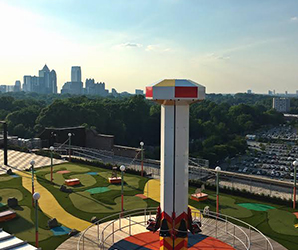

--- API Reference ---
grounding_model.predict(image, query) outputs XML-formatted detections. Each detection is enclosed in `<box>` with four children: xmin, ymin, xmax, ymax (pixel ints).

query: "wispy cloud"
<box><xmin>290</xmin><ymin>16</ymin><xmax>298</xmax><ymax>22</ymax></box>
<box><xmin>145</xmin><ymin>44</ymin><xmax>171</xmax><ymax>52</ymax></box>
<box><xmin>207</xmin><ymin>53</ymin><xmax>231</xmax><ymax>61</ymax></box>
<box><xmin>119</xmin><ymin>42</ymin><xmax>143</xmax><ymax>48</ymax></box>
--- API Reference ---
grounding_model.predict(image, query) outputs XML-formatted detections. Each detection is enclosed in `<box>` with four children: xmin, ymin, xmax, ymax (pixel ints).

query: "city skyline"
<box><xmin>0</xmin><ymin>0</ymin><xmax>298</xmax><ymax>93</ymax></box>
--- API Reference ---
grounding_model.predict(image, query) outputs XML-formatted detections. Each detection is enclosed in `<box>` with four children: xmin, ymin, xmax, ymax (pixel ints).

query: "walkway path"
<box><xmin>16</xmin><ymin>170</ymin><xmax>91</xmax><ymax>231</ymax></box>
<box><xmin>0</xmin><ymin>150</ymin><xmax>65</xmax><ymax>174</ymax></box>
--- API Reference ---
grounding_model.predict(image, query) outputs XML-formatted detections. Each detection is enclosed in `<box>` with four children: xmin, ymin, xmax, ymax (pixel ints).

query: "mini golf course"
<box><xmin>0</xmin><ymin>161</ymin><xmax>298</xmax><ymax>249</ymax></box>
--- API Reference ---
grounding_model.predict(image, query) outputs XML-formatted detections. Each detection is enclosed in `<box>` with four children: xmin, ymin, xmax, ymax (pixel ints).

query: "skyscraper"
<box><xmin>22</xmin><ymin>64</ymin><xmax>57</xmax><ymax>94</ymax></box>
<box><xmin>14</xmin><ymin>80</ymin><xmax>21</xmax><ymax>92</ymax></box>
<box><xmin>61</xmin><ymin>66</ymin><xmax>83</xmax><ymax>94</ymax></box>
<box><xmin>71</xmin><ymin>66</ymin><xmax>81</xmax><ymax>82</ymax></box>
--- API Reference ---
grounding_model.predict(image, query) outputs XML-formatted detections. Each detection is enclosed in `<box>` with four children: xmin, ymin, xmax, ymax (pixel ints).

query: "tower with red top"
<box><xmin>146</xmin><ymin>79</ymin><xmax>205</xmax><ymax>250</ymax></box>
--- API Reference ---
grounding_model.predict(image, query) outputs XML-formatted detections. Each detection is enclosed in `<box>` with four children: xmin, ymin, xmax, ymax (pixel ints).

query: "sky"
<box><xmin>0</xmin><ymin>0</ymin><xmax>298</xmax><ymax>94</ymax></box>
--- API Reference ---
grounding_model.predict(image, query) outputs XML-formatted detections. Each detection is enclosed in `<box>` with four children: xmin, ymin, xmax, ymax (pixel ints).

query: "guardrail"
<box><xmin>77</xmin><ymin>208</ymin><xmax>273</xmax><ymax>250</ymax></box>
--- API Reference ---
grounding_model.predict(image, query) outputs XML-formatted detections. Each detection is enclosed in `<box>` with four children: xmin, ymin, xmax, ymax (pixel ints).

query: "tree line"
<box><xmin>0</xmin><ymin>93</ymin><xmax>285</xmax><ymax>165</ymax></box>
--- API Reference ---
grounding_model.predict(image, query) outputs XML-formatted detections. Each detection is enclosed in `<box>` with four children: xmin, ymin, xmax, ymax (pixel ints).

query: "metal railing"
<box><xmin>77</xmin><ymin>208</ymin><xmax>273</xmax><ymax>250</ymax></box>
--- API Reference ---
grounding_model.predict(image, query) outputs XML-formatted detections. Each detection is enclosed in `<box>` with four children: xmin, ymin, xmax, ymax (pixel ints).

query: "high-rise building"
<box><xmin>14</xmin><ymin>80</ymin><xmax>21</xmax><ymax>92</ymax></box>
<box><xmin>61</xmin><ymin>66</ymin><xmax>83</xmax><ymax>94</ymax></box>
<box><xmin>71</xmin><ymin>66</ymin><xmax>81</xmax><ymax>82</ymax></box>
<box><xmin>273</xmin><ymin>98</ymin><xmax>290</xmax><ymax>113</ymax></box>
<box><xmin>247</xmin><ymin>90</ymin><xmax>252</xmax><ymax>94</ymax></box>
<box><xmin>22</xmin><ymin>64</ymin><xmax>57</xmax><ymax>94</ymax></box>
<box><xmin>135</xmin><ymin>89</ymin><xmax>144</xmax><ymax>95</ymax></box>
<box><xmin>268</xmin><ymin>90</ymin><xmax>273</xmax><ymax>95</ymax></box>
<box><xmin>85</xmin><ymin>78</ymin><xmax>108</xmax><ymax>96</ymax></box>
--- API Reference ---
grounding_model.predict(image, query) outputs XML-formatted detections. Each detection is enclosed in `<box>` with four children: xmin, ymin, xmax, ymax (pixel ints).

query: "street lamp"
<box><xmin>50</xmin><ymin>146</ymin><xmax>54</xmax><ymax>183</ymax></box>
<box><xmin>120</xmin><ymin>165</ymin><xmax>126</xmax><ymax>215</ymax></box>
<box><xmin>30</xmin><ymin>160</ymin><xmax>35</xmax><ymax>207</ymax></box>
<box><xmin>140</xmin><ymin>141</ymin><xmax>144</xmax><ymax>177</ymax></box>
<box><xmin>215</xmin><ymin>166</ymin><xmax>221</xmax><ymax>214</ymax></box>
<box><xmin>33</xmin><ymin>192</ymin><xmax>40</xmax><ymax>248</ymax></box>
<box><xmin>0</xmin><ymin>121</ymin><xmax>8</xmax><ymax>165</ymax></box>
<box><xmin>68</xmin><ymin>133</ymin><xmax>72</xmax><ymax>161</ymax></box>
<box><xmin>293</xmin><ymin>160</ymin><xmax>298</xmax><ymax>209</ymax></box>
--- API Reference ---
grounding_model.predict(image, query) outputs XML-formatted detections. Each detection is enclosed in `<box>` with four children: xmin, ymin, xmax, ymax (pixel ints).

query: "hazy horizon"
<box><xmin>0</xmin><ymin>0</ymin><xmax>298</xmax><ymax>94</ymax></box>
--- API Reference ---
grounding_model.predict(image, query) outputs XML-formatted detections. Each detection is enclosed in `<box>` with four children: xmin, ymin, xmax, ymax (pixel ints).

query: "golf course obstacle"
<box><xmin>0</xmin><ymin>209</ymin><xmax>16</xmax><ymax>222</ymax></box>
<box><xmin>191</xmin><ymin>187</ymin><xmax>208</xmax><ymax>202</ymax></box>
<box><xmin>108</xmin><ymin>167</ymin><xmax>121</xmax><ymax>184</ymax></box>
<box><xmin>65</xmin><ymin>178</ymin><xmax>80</xmax><ymax>186</ymax></box>
<box><xmin>191</xmin><ymin>192</ymin><xmax>208</xmax><ymax>202</ymax></box>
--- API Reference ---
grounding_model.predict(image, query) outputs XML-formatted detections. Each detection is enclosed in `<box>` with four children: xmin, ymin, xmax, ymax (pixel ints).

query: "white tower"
<box><xmin>146</xmin><ymin>79</ymin><xmax>205</xmax><ymax>250</ymax></box>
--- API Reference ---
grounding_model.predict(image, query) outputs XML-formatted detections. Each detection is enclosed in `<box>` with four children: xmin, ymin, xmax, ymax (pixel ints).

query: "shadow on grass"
<box><xmin>2</xmin><ymin>215</ymin><xmax>33</xmax><ymax>234</ymax></box>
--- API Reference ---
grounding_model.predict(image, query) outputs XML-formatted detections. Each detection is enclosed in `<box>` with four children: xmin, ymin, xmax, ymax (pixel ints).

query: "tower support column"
<box><xmin>160</xmin><ymin>102</ymin><xmax>189</xmax><ymax>250</ymax></box>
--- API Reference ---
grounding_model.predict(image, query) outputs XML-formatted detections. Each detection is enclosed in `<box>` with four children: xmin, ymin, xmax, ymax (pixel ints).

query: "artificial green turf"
<box><xmin>0</xmin><ymin>175</ymin><xmax>68</xmax><ymax>250</ymax></box>
<box><xmin>69</xmin><ymin>191</ymin><xmax>147</xmax><ymax>213</ymax></box>
<box><xmin>188</xmin><ymin>186</ymin><xmax>298</xmax><ymax>250</ymax></box>
<box><xmin>45</xmin><ymin>172</ymin><xmax>97</xmax><ymax>188</ymax></box>
<box><xmin>3</xmin><ymin>206</ymin><xmax>53</xmax><ymax>241</ymax></box>
<box><xmin>36</xmin><ymin>163</ymin><xmax>149</xmax><ymax>221</ymax></box>
<box><xmin>87</xmin><ymin>187</ymin><xmax>110</xmax><ymax>194</ymax></box>
<box><xmin>35</xmin><ymin>163</ymin><xmax>298</xmax><ymax>250</ymax></box>
<box><xmin>210</xmin><ymin>195</ymin><xmax>253</xmax><ymax>218</ymax></box>
<box><xmin>0</xmin><ymin>175</ymin><xmax>16</xmax><ymax>182</ymax></box>
<box><xmin>0</xmin><ymin>188</ymin><xmax>23</xmax><ymax>204</ymax></box>
<box><xmin>237</xmin><ymin>203</ymin><xmax>275</xmax><ymax>211</ymax></box>
<box><xmin>38</xmin><ymin>163</ymin><xmax>90</xmax><ymax>173</ymax></box>
<box><xmin>268</xmin><ymin>209</ymin><xmax>298</xmax><ymax>236</ymax></box>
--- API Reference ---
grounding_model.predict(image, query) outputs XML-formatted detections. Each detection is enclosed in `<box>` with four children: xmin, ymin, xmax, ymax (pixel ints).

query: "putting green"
<box><xmin>17</xmin><ymin>171</ymin><xmax>91</xmax><ymax>231</ymax></box>
<box><xmin>87</xmin><ymin>187</ymin><xmax>110</xmax><ymax>194</ymax></box>
<box><xmin>3</xmin><ymin>206</ymin><xmax>53</xmax><ymax>241</ymax></box>
<box><xmin>99</xmin><ymin>172</ymin><xmax>142</xmax><ymax>191</ymax></box>
<box><xmin>69</xmin><ymin>191</ymin><xmax>147</xmax><ymax>213</ymax></box>
<box><xmin>237</xmin><ymin>203</ymin><xmax>275</xmax><ymax>211</ymax></box>
<box><xmin>0</xmin><ymin>175</ymin><xmax>15</xmax><ymax>182</ymax></box>
<box><xmin>268</xmin><ymin>209</ymin><xmax>298</xmax><ymax>236</ymax></box>
<box><xmin>45</xmin><ymin>173</ymin><xmax>96</xmax><ymax>188</ymax></box>
<box><xmin>38</xmin><ymin>163</ymin><xmax>90</xmax><ymax>173</ymax></box>
<box><xmin>0</xmin><ymin>188</ymin><xmax>23</xmax><ymax>203</ymax></box>
<box><xmin>210</xmin><ymin>197</ymin><xmax>253</xmax><ymax>218</ymax></box>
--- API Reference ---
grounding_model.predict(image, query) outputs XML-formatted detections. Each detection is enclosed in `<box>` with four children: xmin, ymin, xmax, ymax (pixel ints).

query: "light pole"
<box><xmin>50</xmin><ymin>146</ymin><xmax>54</xmax><ymax>183</ymax></box>
<box><xmin>120</xmin><ymin>165</ymin><xmax>125</xmax><ymax>215</ymax></box>
<box><xmin>140</xmin><ymin>141</ymin><xmax>144</xmax><ymax>177</ymax></box>
<box><xmin>33</xmin><ymin>192</ymin><xmax>40</xmax><ymax>248</ymax></box>
<box><xmin>0</xmin><ymin>121</ymin><xmax>8</xmax><ymax>166</ymax></box>
<box><xmin>215</xmin><ymin>166</ymin><xmax>221</xmax><ymax>214</ymax></box>
<box><xmin>293</xmin><ymin>160</ymin><xmax>298</xmax><ymax>209</ymax></box>
<box><xmin>68</xmin><ymin>133</ymin><xmax>72</xmax><ymax>161</ymax></box>
<box><xmin>31</xmin><ymin>160</ymin><xmax>35</xmax><ymax>207</ymax></box>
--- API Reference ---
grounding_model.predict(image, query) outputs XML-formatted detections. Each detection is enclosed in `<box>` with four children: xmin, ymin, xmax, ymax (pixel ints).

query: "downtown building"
<box><xmin>273</xmin><ymin>97</ymin><xmax>290</xmax><ymax>113</ymax></box>
<box><xmin>61</xmin><ymin>66</ymin><xmax>108</xmax><ymax>96</ymax></box>
<box><xmin>22</xmin><ymin>64</ymin><xmax>57</xmax><ymax>94</ymax></box>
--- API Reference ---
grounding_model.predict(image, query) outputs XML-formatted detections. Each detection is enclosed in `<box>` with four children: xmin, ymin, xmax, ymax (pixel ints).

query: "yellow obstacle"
<box><xmin>144</xmin><ymin>179</ymin><xmax>200</xmax><ymax>212</ymax></box>
<box><xmin>295</xmin><ymin>224</ymin><xmax>298</xmax><ymax>228</ymax></box>
<box><xmin>16</xmin><ymin>171</ymin><xmax>91</xmax><ymax>231</ymax></box>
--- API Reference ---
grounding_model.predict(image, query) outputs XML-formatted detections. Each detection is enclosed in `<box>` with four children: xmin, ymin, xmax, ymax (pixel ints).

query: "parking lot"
<box><xmin>227</xmin><ymin>142</ymin><xmax>298</xmax><ymax>182</ymax></box>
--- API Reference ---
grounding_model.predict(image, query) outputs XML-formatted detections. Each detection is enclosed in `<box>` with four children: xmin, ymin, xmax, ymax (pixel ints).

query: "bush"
<box><xmin>189</xmin><ymin>179</ymin><xmax>292</xmax><ymax>206</ymax></box>
<box><xmin>35</xmin><ymin>149</ymin><xmax>62</xmax><ymax>159</ymax></box>
<box><xmin>70</xmin><ymin>158</ymin><xmax>147</xmax><ymax>176</ymax></box>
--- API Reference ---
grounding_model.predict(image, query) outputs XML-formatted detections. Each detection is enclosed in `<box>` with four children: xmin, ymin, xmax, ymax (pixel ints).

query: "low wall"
<box><xmin>113</xmin><ymin>145</ymin><xmax>141</xmax><ymax>158</ymax></box>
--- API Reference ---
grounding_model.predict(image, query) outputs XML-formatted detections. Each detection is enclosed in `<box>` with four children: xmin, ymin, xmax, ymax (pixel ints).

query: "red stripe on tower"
<box><xmin>175</xmin><ymin>87</ymin><xmax>198</xmax><ymax>98</ymax></box>
<box><xmin>146</xmin><ymin>87</ymin><xmax>153</xmax><ymax>98</ymax></box>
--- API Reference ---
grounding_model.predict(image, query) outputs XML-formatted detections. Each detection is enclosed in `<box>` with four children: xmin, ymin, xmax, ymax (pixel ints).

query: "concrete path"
<box><xmin>16</xmin><ymin>170</ymin><xmax>91</xmax><ymax>231</ymax></box>
<box><xmin>0</xmin><ymin>150</ymin><xmax>65</xmax><ymax>174</ymax></box>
